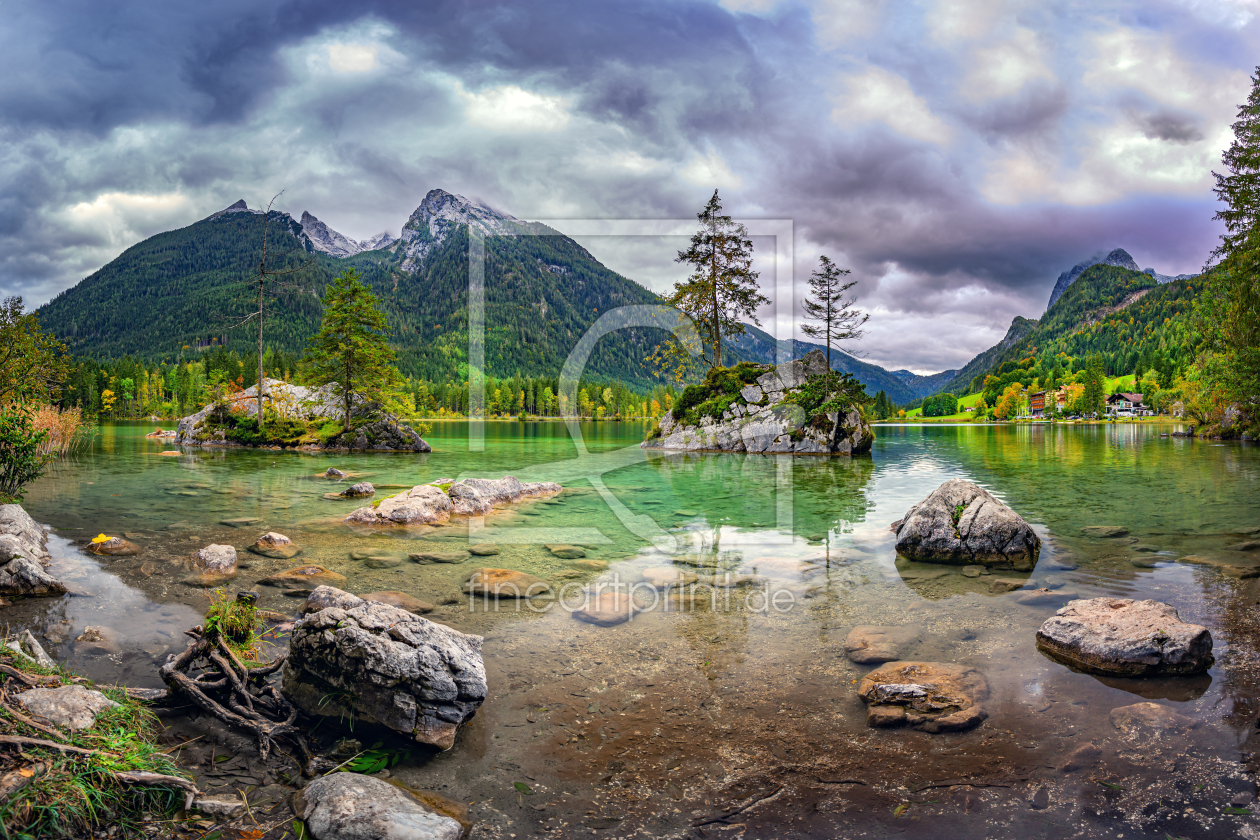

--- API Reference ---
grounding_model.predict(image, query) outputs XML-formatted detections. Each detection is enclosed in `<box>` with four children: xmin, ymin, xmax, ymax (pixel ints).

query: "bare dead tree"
<box><xmin>225</xmin><ymin>193</ymin><xmax>316</xmax><ymax>431</ymax></box>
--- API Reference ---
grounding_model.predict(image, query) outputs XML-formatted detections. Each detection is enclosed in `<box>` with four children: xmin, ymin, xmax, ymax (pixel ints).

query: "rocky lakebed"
<box><xmin>1</xmin><ymin>420</ymin><xmax>1259</xmax><ymax>839</ymax></box>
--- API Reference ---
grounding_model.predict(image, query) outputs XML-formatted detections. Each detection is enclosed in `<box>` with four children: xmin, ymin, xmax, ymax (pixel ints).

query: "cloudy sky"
<box><xmin>2</xmin><ymin>0</ymin><xmax>1256</xmax><ymax>373</ymax></box>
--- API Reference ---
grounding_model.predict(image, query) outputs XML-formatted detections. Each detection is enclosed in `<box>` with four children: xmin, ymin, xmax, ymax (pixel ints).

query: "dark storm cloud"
<box><xmin>1132</xmin><ymin>110</ymin><xmax>1206</xmax><ymax>144</ymax></box>
<box><xmin>1</xmin><ymin>0</ymin><xmax>1256</xmax><ymax>371</ymax></box>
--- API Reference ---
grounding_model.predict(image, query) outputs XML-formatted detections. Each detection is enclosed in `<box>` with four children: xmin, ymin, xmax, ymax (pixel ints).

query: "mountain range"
<box><xmin>939</xmin><ymin>250</ymin><xmax>1202</xmax><ymax>396</ymax></box>
<box><xmin>36</xmin><ymin>189</ymin><xmax>954</xmax><ymax>403</ymax></box>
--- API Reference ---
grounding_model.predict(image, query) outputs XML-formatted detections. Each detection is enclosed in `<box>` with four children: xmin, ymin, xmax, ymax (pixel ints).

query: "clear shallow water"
<box><xmin>12</xmin><ymin>420</ymin><xmax>1260</xmax><ymax>838</ymax></box>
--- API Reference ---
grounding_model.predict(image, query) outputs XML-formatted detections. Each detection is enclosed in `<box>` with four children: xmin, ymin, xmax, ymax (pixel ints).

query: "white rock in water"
<box><xmin>192</xmin><ymin>544</ymin><xmax>239</xmax><ymax>574</ymax></box>
<box><xmin>295</xmin><ymin>773</ymin><xmax>463</xmax><ymax>840</ymax></box>
<box><xmin>1036</xmin><ymin>598</ymin><xmax>1213</xmax><ymax>676</ymax></box>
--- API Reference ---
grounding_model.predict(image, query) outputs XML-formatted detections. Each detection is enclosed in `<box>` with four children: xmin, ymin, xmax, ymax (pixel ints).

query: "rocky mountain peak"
<box><xmin>207</xmin><ymin>199</ymin><xmax>258</xmax><ymax>220</ymax></box>
<box><xmin>1046</xmin><ymin>248</ymin><xmax>1141</xmax><ymax>310</ymax></box>
<box><xmin>398</xmin><ymin>188</ymin><xmax>519</xmax><ymax>271</ymax></box>
<box><xmin>299</xmin><ymin>211</ymin><xmax>363</xmax><ymax>258</ymax></box>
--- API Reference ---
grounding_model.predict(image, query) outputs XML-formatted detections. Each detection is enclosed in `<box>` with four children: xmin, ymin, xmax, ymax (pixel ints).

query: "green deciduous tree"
<box><xmin>800</xmin><ymin>255</ymin><xmax>868</xmax><ymax>368</ymax></box>
<box><xmin>301</xmin><ymin>270</ymin><xmax>405</xmax><ymax>430</ymax></box>
<box><xmin>0</xmin><ymin>297</ymin><xmax>70</xmax><ymax>404</ymax></box>
<box><xmin>668</xmin><ymin>190</ymin><xmax>769</xmax><ymax>369</ymax></box>
<box><xmin>1204</xmin><ymin>67</ymin><xmax>1260</xmax><ymax>406</ymax></box>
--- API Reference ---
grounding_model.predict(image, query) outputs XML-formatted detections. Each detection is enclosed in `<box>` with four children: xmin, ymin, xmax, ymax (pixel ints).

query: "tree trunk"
<box><xmin>711</xmin><ymin>240</ymin><xmax>721</xmax><ymax>368</ymax></box>
<box><xmin>256</xmin><ymin>273</ymin><xmax>265</xmax><ymax>429</ymax></box>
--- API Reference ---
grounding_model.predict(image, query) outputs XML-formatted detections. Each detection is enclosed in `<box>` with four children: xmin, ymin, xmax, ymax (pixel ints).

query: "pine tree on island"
<box><xmin>301</xmin><ymin>269</ymin><xmax>406</xmax><ymax>431</ymax></box>
<box><xmin>667</xmin><ymin>189</ymin><xmax>769</xmax><ymax>370</ymax></box>
<box><xmin>799</xmin><ymin>255</ymin><xmax>868</xmax><ymax>370</ymax></box>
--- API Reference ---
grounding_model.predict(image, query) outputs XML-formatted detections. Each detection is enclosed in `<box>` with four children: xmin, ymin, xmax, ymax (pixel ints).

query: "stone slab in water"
<box><xmin>843</xmin><ymin>626</ymin><xmax>919</xmax><ymax>664</ymax></box>
<box><xmin>410</xmin><ymin>552</ymin><xmax>467</xmax><ymax>565</ymax></box>
<box><xmin>463</xmin><ymin>568</ymin><xmax>549</xmax><ymax>598</ymax></box>
<box><xmin>258</xmin><ymin>565</ymin><xmax>347</xmax><ymax>587</ymax></box>
<box><xmin>857</xmin><ymin>661</ymin><xmax>988</xmax><ymax>733</ymax></box>
<box><xmin>1036</xmin><ymin>598</ymin><xmax>1214</xmax><ymax>676</ymax></box>
<box><xmin>573</xmin><ymin>593</ymin><xmax>638</xmax><ymax>627</ymax></box>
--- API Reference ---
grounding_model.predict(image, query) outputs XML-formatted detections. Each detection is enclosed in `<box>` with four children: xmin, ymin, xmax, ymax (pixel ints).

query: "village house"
<box><xmin>1106</xmin><ymin>392</ymin><xmax>1149</xmax><ymax>417</ymax></box>
<box><xmin>1029</xmin><ymin>390</ymin><xmax>1047</xmax><ymax>417</ymax></box>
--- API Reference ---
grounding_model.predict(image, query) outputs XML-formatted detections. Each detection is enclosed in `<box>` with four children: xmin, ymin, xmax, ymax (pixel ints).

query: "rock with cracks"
<box><xmin>857</xmin><ymin>661</ymin><xmax>989</xmax><ymax>732</ymax></box>
<box><xmin>15</xmin><ymin>685</ymin><xmax>120</xmax><ymax>730</ymax></box>
<box><xmin>0</xmin><ymin>505</ymin><xmax>64</xmax><ymax>597</ymax></box>
<box><xmin>282</xmin><ymin>601</ymin><xmax>487</xmax><ymax>751</ymax></box>
<box><xmin>1035</xmin><ymin>598</ymin><xmax>1214</xmax><ymax>676</ymax></box>
<box><xmin>294</xmin><ymin>773</ymin><xmax>464</xmax><ymax>840</ymax></box>
<box><xmin>891</xmin><ymin>479</ymin><xmax>1041</xmax><ymax>570</ymax></box>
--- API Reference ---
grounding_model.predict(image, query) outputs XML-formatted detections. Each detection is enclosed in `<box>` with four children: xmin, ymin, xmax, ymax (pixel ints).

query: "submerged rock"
<box><xmin>73</xmin><ymin>626</ymin><xmax>120</xmax><ymax>656</ymax></box>
<box><xmin>248</xmin><ymin>532</ymin><xmax>302</xmax><ymax>559</ymax></box>
<box><xmin>547</xmin><ymin>544</ymin><xmax>586</xmax><ymax>559</ymax></box>
<box><xmin>462</xmin><ymin>568</ymin><xmax>549</xmax><ymax>598</ymax></box>
<box><xmin>409</xmin><ymin>552</ymin><xmax>467</xmax><ymax>565</ymax></box>
<box><xmin>360</xmin><ymin>591</ymin><xmax>435</xmax><ymax>614</ymax></box>
<box><xmin>340</xmin><ymin>482</ymin><xmax>375</xmax><ymax>498</ymax></box>
<box><xmin>643</xmin><ymin>351</ymin><xmax>873</xmax><ymax>456</ymax></box>
<box><xmin>573</xmin><ymin>593</ymin><xmax>639</xmax><ymax>627</ymax></box>
<box><xmin>1081</xmin><ymin>525</ymin><xmax>1130</xmax><ymax>538</ymax></box>
<box><xmin>1109</xmin><ymin>701</ymin><xmax>1194</xmax><ymax>742</ymax></box>
<box><xmin>468</xmin><ymin>544</ymin><xmax>500</xmax><ymax>556</ymax></box>
<box><xmin>293</xmin><ymin>773</ymin><xmax>464</xmax><ymax>840</ymax></box>
<box><xmin>843</xmin><ymin>626</ymin><xmax>919</xmax><ymax>664</ymax></box>
<box><xmin>857</xmin><ymin>661</ymin><xmax>989</xmax><ymax>732</ymax></box>
<box><xmin>259</xmin><ymin>565</ymin><xmax>347</xmax><ymax>588</ymax></box>
<box><xmin>891</xmin><ymin>479</ymin><xmax>1041</xmax><ymax>570</ymax></box>
<box><xmin>640</xmin><ymin>567</ymin><xmax>698</xmax><ymax>588</ymax></box>
<box><xmin>16</xmin><ymin>685</ymin><xmax>119</xmax><ymax>730</ymax></box>
<box><xmin>1035</xmin><ymin>598</ymin><xmax>1214</xmax><ymax>676</ymax></box>
<box><xmin>283</xmin><ymin>601</ymin><xmax>486</xmax><ymax>750</ymax></box>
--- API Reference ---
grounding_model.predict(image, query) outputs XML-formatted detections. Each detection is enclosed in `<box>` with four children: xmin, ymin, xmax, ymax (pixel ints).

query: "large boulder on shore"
<box><xmin>892</xmin><ymin>479</ymin><xmax>1041</xmax><ymax>570</ymax></box>
<box><xmin>282</xmin><ymin>600</ymin><xmax>487</xmax><ymax>750</ymax></box>
<box><xmin>643</xmin><ymin>350</ymin><xmax>874</xmax><ymax>456</ymax></box>
<box><xmin>0</xmin><ymin>505</ymin><xmax>49</xmax><ymax>561</ymax></box>
<box><xmin>0</xmin><ymin>506</ymin><xmax>64</xmax><ymax>597</ymax></box>
<box><xmin>294</xmin><ymin>773</ymin><xmax>465</xmax><ymax>840</ymax></box>
<box><xmin>1036</xmin><ymin>598</ymin><xmax>1214</xmax><ymax>676</ymax></box>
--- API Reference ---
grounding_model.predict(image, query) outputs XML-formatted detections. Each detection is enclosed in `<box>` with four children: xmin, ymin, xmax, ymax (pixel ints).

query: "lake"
<box><xmin>12</xmin><ymin>420</ymin><xmax>1260</xmax><ymax>838</ymax></box>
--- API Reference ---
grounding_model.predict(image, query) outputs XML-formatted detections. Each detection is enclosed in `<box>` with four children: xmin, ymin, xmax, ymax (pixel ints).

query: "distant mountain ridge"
<box><xmin>1046</xmin><ymin>247</ymin><xmax>1198</xmax><ymax>310</ymax></box>
<box><xmin>37</xmin><ymin>189</ymin><xmax>952</xmax><ymax>401</ymax></box>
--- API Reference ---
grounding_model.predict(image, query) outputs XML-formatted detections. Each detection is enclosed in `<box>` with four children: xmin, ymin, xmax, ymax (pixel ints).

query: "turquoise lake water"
<box><xmin>11</xmin><ymin>420</ymin><xmax>1260</xmax><ymax>838</ymax></box>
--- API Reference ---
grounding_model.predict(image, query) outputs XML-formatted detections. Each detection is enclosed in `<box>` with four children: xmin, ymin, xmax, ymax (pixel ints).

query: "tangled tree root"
<box><xmin>158</xmin><ymin>620</ymin><xmax>321</xmax><ymax>775</ymax></box>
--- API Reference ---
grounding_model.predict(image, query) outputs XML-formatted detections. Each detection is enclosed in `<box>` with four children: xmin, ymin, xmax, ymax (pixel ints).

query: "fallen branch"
<box><xmin>910</xmin><ymin>777</ymin><xmax>1024</xmax><ymax>793</ymax></box>
<box><xmin>0</xmin><ymin>664</ymin><xmax>58</xmax><ymax>686</ymax></box>
<box><xmin>692</xmin><ymin>785</ymin><xmax>784</xmax><ymax>827</ymax></box>
<box><xmin>0</xmin><ymin>734</ymin><xmax>107</xmax><ymax>756</ymax></box>
<box><xmin>116</xmin><ymin>770</ymin><xmax>201</xmax><ymax>811</ymax></box>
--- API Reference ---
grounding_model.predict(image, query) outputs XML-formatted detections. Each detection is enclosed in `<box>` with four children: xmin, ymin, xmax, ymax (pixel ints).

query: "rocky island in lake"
<box><xmin>643</xmin><ymin>350</ymin><xmax>874</xmax><ymax>455</ymax></box>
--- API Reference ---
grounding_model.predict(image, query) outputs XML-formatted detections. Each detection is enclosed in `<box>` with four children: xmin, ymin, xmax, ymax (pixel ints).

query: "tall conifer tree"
<box><xmin>799</xmin><ymin>255</ymin><xmax>868</xmax><ymax>369</ymax></box>
<box><xmin>668</xmin><ymin>190</ymin><xmax>768</xmax><ymax>369</ymax></box>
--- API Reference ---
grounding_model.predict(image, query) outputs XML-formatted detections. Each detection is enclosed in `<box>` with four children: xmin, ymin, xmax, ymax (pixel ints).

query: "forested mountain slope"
<box><xmin>37</xmin><ymin>189</ymin><xmax>953</xmax><ymax>398</ymax></box>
